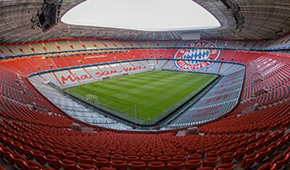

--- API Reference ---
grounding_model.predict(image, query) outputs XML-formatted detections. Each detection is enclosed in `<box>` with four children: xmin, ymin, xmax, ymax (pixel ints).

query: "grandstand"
<box><xmin>0</xmin><ymin>0</ymin><xmax>290</xmax><ymax>170</ymax></box>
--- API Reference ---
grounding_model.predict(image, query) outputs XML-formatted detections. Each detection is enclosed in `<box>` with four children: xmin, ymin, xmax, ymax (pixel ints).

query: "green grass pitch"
<box><xmin>64</xmin><ymin>70</ymin><xmax>218</xmax><ymax>123</ymax></box>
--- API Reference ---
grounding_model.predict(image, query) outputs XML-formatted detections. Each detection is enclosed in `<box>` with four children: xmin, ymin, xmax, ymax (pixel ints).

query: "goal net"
<box><xmin>85</xmin><ymin>94</ymin><xmax>98</xmax><ymax>104</ymax></box>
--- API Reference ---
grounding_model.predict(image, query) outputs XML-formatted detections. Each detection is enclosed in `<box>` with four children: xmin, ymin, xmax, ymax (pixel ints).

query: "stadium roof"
<box><xmin>0</xmin><ymin>0</ymin><xmax>289</xmax><ymax>43</ymax></box>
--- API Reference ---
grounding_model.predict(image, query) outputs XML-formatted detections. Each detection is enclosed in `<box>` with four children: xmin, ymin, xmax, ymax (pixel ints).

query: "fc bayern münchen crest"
<box><xmin>174</xmin><ymin>41</ymin><xmax>221</xmax><ymax>70</ymax></box>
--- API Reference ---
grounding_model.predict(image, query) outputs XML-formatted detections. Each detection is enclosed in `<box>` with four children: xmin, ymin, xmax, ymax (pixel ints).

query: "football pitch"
<box><xmin>64</xmin><ymin>70</ymin><xmax>218</xmax><ymax>124</ymax></box>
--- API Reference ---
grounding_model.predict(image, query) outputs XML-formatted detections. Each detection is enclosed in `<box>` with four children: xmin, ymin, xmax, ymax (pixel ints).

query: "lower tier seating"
<box><xmin>0</xmin><ymin>49</ymin><xmax>290</xmax><ymax>169</ymax></box>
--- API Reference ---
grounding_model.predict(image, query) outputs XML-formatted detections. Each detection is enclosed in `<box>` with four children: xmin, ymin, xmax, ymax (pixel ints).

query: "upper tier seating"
<box><xmin>2</xmin><ymin>35</ymin><xmax>290</xmax><ymax>57</ymax></box>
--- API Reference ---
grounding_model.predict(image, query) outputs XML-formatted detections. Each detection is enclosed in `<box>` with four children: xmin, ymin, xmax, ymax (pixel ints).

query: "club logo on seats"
<box><xmin>174</xmin><ymin>41</ymin><xmax>221</xmax><ymax>70</ymax></box>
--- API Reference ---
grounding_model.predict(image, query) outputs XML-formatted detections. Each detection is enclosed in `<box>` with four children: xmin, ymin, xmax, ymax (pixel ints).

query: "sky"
<box><xmin>61</xmin><ymin>0</ymin><xmax>221</xmax><ymax>31</ymax></box>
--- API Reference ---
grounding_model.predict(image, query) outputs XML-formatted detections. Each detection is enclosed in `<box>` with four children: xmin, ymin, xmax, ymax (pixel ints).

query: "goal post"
<box><xmin>149</xmin><ymin>64</ymin><xmax>155</xmax><ymax>70</ymax></box>
<box><xmin>85</xmin><ymin>94</ymin><xmax>98</xmax><ymax>104</ymax></box>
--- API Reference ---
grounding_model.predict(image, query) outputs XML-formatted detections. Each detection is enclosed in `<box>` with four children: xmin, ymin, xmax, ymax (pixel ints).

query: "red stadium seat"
<box><xmin>51</xmin><ymin>149</ymin><xmax>64</xmax><ymax>159</ymax></box>
<box><xmin>125</xmin><ymin>155</ymin><xmax>140</xmax><ymax>163</ymax></box>
<box><xmin>234</xmin><ymin>147</ymin><xmax>246</xmax><ymax>160</ymax></box>
<box><xmin>128</xmin><ymin>161</ymin><xmax>146</xmax><ymax>170</ymax></box>
<box><xmin>23</xmin><ymin>160</ymin><xmax>43</xmax><ymax>170</ymax></box>
<box><xmin>257</xmin><ymin>163</ymin><xmax>271</xmax><ymax>170</ymax></box>
<box><xmin>76</xmin><ymin>164</ymin><xmax>97</xmax><ymax>170</ymax></box>
<box><xmin>59</xmin><ymin>159</ymin><xmax>77</xmax><ymax>170</ymax></box>
<box><xmin>63</xmin><ymin>152</ymin><xmax>77</xmax><ymax>162</ymax></box>
<box><xmin>111</xmin><ymin>154</ymin><xmax>125</xmax><ymax>161</ymax></box>
<box><xmin>216</xmin><ymin>163</ymin><xmax>237</xmax><ymax>170</ymax></box>
<box><xmin>151</xmin><ymin>151</ymin><xmax>162</xmax><ymax>158</ymax></box>
<box><xmin>221</xmin><ymin>151</ymin><xmax>235</xmax><ymax>163</ymax></box>
<box><xmin>256</xmin><ymin>147</ymin><xmax>270</xmax><ymax>163</ymax></box>
<box><xmin>188</xmin><ymin>154</ymin><xmax>202</xmax><ymax>160</ymax></box>
<box><xmin>45</xmin><ymin>168</ymin><xmax>56</xmax><ymax>170</ymax></box>
<box><xmin>147</xmin><ymin>161</ymin><xmax>166</xmax><ymax>170</ymax></box>
<box><xmin>2</xmin><ymin>147</ymin><xmax>13</xmax><ymax>163</ymax></box>
<box><xmin>157</xmin><ymin>155</ymin><xmax>172</xmax><ymax>165</ymax></box>
<box><xmin>206</xmin><ymin>150</ymin><xmax>219</xmax><ymax>157</ymax></box>
<box><xmin>271</xmin><ymin>153</ymin><xmax>289</xmax><ymax>170</ymax></box>
<box><xmin>93</xmin><ymin>157</ymin><xmax>110</xmax><ymax>168</ymax></box>
<box><xmin>97</xmin><ymin>153</ymin><xmax>111</xmax><ymax>160</ymax></box>
<box><xmin>21</xmin><ymin>145</ymin><xmax>34</xmax><ymax>159</ymax></box>
<box><xmin>10</xmin><ymin>152</ymin><xmax>26</xmax><ymax>169</ymax></box>
<box><xmin>110</xmin><ymin>160</ymin><xmax>127</xmax><ymax>170</ymax></box>
<box><xmin>83</xmin><ymin>151</ymin><xmax>96</xmax><ymax>158</ymax></box>
<box><xmin>77</xmin><ymin>155</ymin><xmax>93</xmax><ymax>164</ymax></box>
<box><xmin>241</xmin><ymin>153</ymin><xmax>257</xmax><ymax>169</ymax></box>
<box><xmin>172</xmin><ymin>154</ymin><xmax>187</xmax><ymax>162</ymax></box>
<box><xmin>141</xmin><ymin>155</ymin><xmax>155</xmax><ymax>164</ymax></box>
<box><xmin>99</xmin><ymin>167</ymin><xmax>116</xmax><ymax>170</ymax></box>
<box><xmin>44</xmin><ymin>154</ymin><xmax>60</xmax><ymax>170</ymax></box>
<box><xmin>167</xmin><ymin>161</ymin><xmax>185</xmax><ymax>170</ymax></box>
<box><xmin>185</xmin><ymin>159</ymin><xmax>202</xmax><ymax>169</ymax></box>
<box><xmin>32</xmin><ymin>150</ymin><xmax>46</xmax><ymax>165</ymax></box>
<box><xmin>196</xmin><ymin>167</ymin><xmax>214</xmax><ymax>170</ymax></box>
<box><xmin>203</xmin><ymin>157</ymin><xmax>219</xmax><ymax>168</ymax></box>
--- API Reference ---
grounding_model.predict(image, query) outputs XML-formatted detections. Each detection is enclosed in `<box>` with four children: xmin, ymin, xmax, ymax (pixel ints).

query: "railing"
<box><xmin>1</xmin><ymin>46</ymin><xmax>289</xmax><ymax>59</ymax></box>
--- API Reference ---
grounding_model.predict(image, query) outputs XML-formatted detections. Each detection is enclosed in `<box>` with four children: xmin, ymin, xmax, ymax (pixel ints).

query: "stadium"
<box><xmin>0</xmin><ymin>0</ymin><xmax>290</xmax><ymax>169</ymax></box>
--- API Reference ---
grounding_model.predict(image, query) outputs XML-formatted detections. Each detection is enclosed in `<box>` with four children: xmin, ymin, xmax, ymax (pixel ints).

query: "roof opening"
<box><xmin>61</xmin><ymin>0</ymin><xmax>221</xmax><ymax>31</ymax></box>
